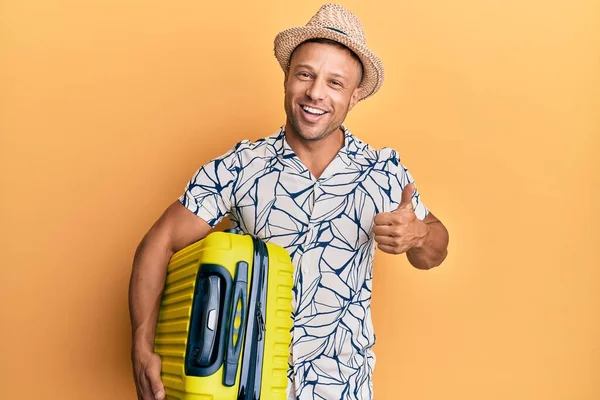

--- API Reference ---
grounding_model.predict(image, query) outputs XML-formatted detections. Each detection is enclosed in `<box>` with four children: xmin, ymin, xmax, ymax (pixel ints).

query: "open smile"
<box><xmin>299</xmin><ymin>104</ymin><xmax>329</xmax><ymax>123</ymax></box>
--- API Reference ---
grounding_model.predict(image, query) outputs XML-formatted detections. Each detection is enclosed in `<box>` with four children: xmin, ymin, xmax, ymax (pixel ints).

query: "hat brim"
<box><xmin>274</xmin><ymin>26</ymin><xmax>384</xmax><ymax>101</ymax></box>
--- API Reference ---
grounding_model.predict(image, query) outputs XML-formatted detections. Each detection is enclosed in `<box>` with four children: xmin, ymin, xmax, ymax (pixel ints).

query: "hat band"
<box><xmin>324</xmin><ymin>26</ymin><xmax>347</xmax><ymax>36</ymax></box>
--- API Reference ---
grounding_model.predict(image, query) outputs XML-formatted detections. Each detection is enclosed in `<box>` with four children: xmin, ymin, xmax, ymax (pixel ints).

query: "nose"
<box><xmin>305</xmin><ymin>77</ymin><xmax>326</xmax><ymax>102</ymax></box>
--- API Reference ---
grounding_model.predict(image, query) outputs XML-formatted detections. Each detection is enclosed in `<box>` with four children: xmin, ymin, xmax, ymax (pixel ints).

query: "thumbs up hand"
<box><xmin>373</xmin><ymin>183</ymin><xmax>430</xmax><ymax>255</ymax></box>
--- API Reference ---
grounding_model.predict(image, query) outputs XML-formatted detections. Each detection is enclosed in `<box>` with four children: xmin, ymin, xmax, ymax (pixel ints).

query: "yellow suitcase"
<box><xmin>154</xmin><ymin>230</ymin><xmax>294</xmax><ymax>400</ymax></box>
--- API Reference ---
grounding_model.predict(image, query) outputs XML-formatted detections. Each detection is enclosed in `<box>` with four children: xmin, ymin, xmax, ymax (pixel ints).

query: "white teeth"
<box><xmin>302</xmin><ymin>106</ymin><xmax>326</xmax><ymax>115</ymax></box>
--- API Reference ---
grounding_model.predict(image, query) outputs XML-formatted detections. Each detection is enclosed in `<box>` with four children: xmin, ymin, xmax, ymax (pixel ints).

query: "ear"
<box><xmin>283</xmin><ymin>70</ymin><xmax>289</xmax><ymax>91</ymax></box>
<box><xmin>348</xmin><ymin>86</ymin><xmax>363</xmax><ymax>110</ymax></box>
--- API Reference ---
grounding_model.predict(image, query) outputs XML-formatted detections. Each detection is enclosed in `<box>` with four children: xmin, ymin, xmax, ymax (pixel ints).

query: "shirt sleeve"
<box><xmin>178</xmin><ymin>143</ymin><xmax>241</xmax><ymax>227</ymax></box>
<box><xmin>389</xmin><ymin>151</ymin><xmax>429</xmax><ymax>220</ymax></box>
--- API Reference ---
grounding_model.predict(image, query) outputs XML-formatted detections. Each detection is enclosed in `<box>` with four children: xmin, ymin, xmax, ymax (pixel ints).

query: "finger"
<box><xmin>146</xmin><ymin>354</ymin><xmax>165</xmax><ymax>400</ymax></box>
<box><xmin>397</xmin><ymin>183</ymin><xmax>415</xmax><ymax>210</ymax></box>
<box><xmin>374</xmin><ymin>234</ymin><xmax>396</xmax><ymax>246</ymax></box>
<box><xmin>135</xmin><ymin>377</ymin><xmax>147</xmax><ymax>400</ymax></box>
<box><xmin>134</xmin><ymin>381</ymin><xmax>143</xmax><ymax>400</ymax></box>
<box><xmin>373</xmin><ymin>215</ymin><xmax>414</xmax><ymax>236</ymax></box>
<box><xmin>377</xmin><ymin>243</ymin><xmax>409</xmax><ymax>255</ymax></box>
<box><xmin>377</xmin><ymin>243</ymin><xmax>397</xmax><ymax>254</ymax></box>
<box><xmin>373</xmin><ymin>212</ymin><xmax>394</xmax><ymax>226</ymax></box>
<box><xmin>373</xmin><ymin>224</ymin><xmax>395</xmax><ymax>236</ymax></box>
<box><xmin>132</xmin><ymin>365</ymin><xmax>144</xmax><ymax>400</ymax></box>
<box><xmin>136</xmin><ymin>366</ymin><xmax>152</xmax><ymax>400</ymax></box>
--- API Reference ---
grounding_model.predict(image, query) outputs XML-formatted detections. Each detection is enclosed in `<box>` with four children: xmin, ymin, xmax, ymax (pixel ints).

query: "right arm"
<box><xmin>128</xmin><ymin>200</ymin><xmax>212</xmax><ymax>400</ymax></box>
<box><xmin>129</xmin><ymin>141</ymin><xmax>241</xmax><ymax>399</ymax></box>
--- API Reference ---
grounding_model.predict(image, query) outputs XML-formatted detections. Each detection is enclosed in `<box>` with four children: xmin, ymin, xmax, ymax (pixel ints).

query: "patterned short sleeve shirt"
<box><xmin>179</xmin><ymin>126</ymin><xmax>428</xmax><ymax>400</ymax></box>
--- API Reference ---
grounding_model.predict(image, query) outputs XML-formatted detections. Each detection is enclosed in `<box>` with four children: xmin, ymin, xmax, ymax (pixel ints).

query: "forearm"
<box><xmin>406</xmin><ymin>220</ymin><xmax>449</xmax><ymax>270</ymax></box>
<box><xmin>128</xmin><ymin>231</ymin><xmax>174</xmax><ymax>354</ymax></box>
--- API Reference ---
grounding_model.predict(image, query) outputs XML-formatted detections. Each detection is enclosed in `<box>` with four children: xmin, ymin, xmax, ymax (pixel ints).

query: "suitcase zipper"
<box><xmin>236</xmin><ymin>236</ymin><xmax>269</xmax><ymax>400</ymax></box>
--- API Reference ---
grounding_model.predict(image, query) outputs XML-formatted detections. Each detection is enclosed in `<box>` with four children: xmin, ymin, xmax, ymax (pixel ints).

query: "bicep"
<box><xmin>151</xmin><ymin>200</ymin><xmax>213</xmax><ymax>255</ymax></box>
<box><xmin>422</xmin><ymin>211</ymin><xmax>440</xmax><ymax>225</ymax></box>
<box><xmin>421</xmin><ymin>210</ymin><xmax>449</xmax><ymax>247</ymax></box>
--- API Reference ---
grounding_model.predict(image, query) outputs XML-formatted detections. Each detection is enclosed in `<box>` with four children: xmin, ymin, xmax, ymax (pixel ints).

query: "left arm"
<box><xmin>373</xmin><ymin>183</ymin><xmax>449</xmax><ymax>270</ymax></box>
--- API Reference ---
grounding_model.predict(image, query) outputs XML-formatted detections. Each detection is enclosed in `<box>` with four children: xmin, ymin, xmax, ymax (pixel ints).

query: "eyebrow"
<box><xmin>293</xmin><ymin>64</ymin><xmax>349</xmax><ymax>81</ymax></box>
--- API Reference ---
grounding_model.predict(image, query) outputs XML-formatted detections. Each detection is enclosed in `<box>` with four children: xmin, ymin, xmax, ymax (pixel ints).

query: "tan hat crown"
<box><xmin>273</xmin><ymin>3</ymin><xmax>384</xmax><ymax>101</ymax></box>
<box><xmin>306</xmin><ymin>4</ymin><xmax>366</xmax><ymax>44</ymax></box>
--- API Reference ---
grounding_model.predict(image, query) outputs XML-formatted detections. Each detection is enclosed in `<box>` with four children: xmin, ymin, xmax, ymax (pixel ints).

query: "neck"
<box><xmin>284</xmin><ymin>123</ymin><xmax>345</xmax><ymax>179</ymax></box>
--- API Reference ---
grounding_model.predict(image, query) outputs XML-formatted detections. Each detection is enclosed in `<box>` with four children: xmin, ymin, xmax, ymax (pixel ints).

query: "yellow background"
<box><xmin>1</xmin><ymin>0</ymin><xmax>598</xmax><ymax>399</ymax></box>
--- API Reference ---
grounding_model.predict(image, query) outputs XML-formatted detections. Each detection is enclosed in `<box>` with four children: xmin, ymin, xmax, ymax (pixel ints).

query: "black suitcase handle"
<box><xmin>188</xmin><ymin>274</ymin><xmax>222</xmax><ymax>368</ymax></box>
<box><xmin>185</xmin><ymin>264</ymin><xmax>233</xmax><ymax>377</ymax></box>
<box><xmin>193</xmin><ymin>275</ymin><xmax>220</xmax><ymax>365</ymax></box>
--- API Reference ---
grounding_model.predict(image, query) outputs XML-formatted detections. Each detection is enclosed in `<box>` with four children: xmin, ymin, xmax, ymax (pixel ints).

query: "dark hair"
<box><xmin>290</xmin><ymin>38</ymin><xmax>364</xmax><ymax>85</ymax></box>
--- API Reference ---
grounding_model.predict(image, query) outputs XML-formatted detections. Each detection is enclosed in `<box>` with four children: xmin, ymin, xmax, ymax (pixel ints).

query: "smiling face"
<box><xmin>283</xmin><ymin>40</ymin><xmax>363</xmax><ymax>143</ymax></box>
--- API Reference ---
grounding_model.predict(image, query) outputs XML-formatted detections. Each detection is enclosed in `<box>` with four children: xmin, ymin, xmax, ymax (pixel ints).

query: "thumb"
<box><xmin>398</xmin><ymin>183</ymin><xmax>415</xmax><ymax>210</ymax></box>
<box><xmin>146</xmin><ymin>354</ymin><xmax>165</xmax><ymax>399</ymax></box>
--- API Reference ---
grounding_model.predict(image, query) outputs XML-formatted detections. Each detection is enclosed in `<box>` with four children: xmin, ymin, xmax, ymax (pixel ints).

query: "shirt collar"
<box><xmin>275</xmin><ymin>125</ymin><xmax>359</xmax><ymax>157</ymax></box>
<box><xmin>274</xmin><ymin>125</ymin><xmax>365</xmax><ymax>180</ymax></box>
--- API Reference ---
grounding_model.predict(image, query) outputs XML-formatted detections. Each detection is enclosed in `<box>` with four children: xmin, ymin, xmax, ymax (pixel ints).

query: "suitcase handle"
<box><xmin>190</xmin><ymin>274</ymin><xmax>221</xmax><ymax>366</ymax></box>
<box><xmin>223</xmin><ymin>260</ymin><xmax>249</xmax><ymax>386</ymax></box>
<box><xmin>184</xmin><ymin>264</ymin><xmax>233</xmax><ymax>377</ymax></box>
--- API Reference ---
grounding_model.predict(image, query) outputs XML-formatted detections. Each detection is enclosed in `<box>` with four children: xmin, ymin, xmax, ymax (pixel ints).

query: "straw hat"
<box><xmin>274</xmin><ymin>3</ymin><xmax>384</xmax><ymax>101</ymax></box>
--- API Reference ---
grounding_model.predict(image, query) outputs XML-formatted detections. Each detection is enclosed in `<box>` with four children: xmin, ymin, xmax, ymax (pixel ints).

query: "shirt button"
<box><xmin>302</xmin><ymin>268</ymin><xmax>309</xmax><ymax>275</ymax></box>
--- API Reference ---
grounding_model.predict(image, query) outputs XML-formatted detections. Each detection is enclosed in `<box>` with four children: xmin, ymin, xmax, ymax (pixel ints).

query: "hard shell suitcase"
<box><xmin>153</xmin><ymin>230</ymin><xmax>294</xmax><ymax>399</ymax></box>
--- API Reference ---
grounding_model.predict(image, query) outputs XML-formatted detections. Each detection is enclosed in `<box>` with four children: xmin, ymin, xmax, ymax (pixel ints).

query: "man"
<box><xmin>129</xmin><ymin>3</ymin><xmax>449</xmax><ymax>400</ymax></box>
